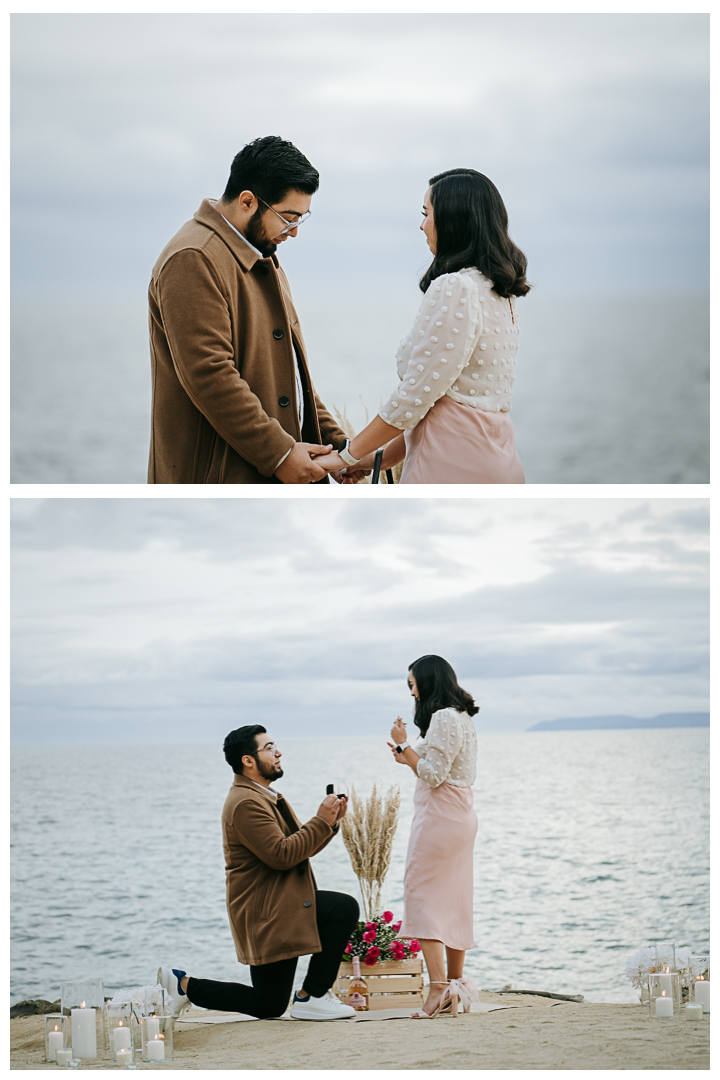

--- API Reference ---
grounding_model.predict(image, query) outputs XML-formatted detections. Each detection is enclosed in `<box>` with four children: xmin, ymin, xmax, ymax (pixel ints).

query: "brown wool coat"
<box><xmin>222</xmin><ymin>775</ymin><xmax>338</xmax><ymax>966</ymax></box>
<box><xmin>147</xmin><ymin>199</ymin><xmax>346</xmax><ymax>484</ymax></box>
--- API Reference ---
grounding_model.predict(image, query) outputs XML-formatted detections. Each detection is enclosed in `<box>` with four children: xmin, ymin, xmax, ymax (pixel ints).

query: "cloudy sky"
<box><xmin>11</xmin><ymin>12</ymin><xmax>708</xmax><ymax>298</ymax></box>
<box><xmin>11</xmin><ymin>497</ymin><xmax>709</xmax><ymax>746</ymax></box>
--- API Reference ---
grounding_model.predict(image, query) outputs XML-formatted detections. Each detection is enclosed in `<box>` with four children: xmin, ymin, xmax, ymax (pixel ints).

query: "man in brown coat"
<box><xmin>158</xmin><ymin>725</ymin><xmax>359</xmax><ymax>1020</ymax></box>
<box><xmin>148</xmin><ymin>136</ymin><xmax>358</xmax><ymax>484</ymax></box>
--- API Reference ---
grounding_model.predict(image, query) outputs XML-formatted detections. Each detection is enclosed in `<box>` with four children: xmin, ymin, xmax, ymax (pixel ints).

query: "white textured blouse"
<box><xmin>415</xmin><ymin>708</ymin><xmax>478</xmax><ymax>789</ymax></box>
<box><xmin>380</xmin><ymin>268</ymin><xmax>519</xmax><ymax>431</ymax></box>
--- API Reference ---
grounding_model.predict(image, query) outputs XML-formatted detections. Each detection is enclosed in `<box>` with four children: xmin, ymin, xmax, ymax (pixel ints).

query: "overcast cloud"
<box><xmin>11</xmin><ymin>498</ymin><xmax>709</xmax><ymax>746</ymax></box>
<box><xmin>11</xmin><ymin>12</ymin><xmax>708</xmax><ymax>296</ymax></box>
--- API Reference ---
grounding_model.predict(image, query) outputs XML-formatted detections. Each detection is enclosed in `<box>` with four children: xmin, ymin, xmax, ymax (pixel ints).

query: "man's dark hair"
<box><xmin>223</xmin><ymin>724</ymin><xmax>266</xmax><ymax>775</ymax></box>
<box><xmin>222</xmin><ymin>136</ymin><xmax>319</xmax><ymax>205</ymax></box>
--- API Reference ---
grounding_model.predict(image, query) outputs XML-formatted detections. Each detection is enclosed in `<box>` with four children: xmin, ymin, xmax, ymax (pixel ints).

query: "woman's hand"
<box><xmin>387</xmin><ymin>741</ymin><xmax>410</xmax><ymax>765</ymax></box>
<box><xmin>391</xmin><ymin>717</ymin><xmax>407</xmax><ymax>745</ymax></box>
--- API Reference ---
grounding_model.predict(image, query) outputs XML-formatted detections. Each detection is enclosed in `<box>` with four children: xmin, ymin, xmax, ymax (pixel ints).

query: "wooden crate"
<box><xmin>334</xmin><ymin>958</ymin><xmax>424</xmax><ymax>1010</ymax></box>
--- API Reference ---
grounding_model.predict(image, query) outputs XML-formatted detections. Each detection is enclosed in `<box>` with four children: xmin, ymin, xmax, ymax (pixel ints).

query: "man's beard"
<box><xmin>256</xmin><ymin>758</ymin><xmax>283</xmax><ymax>781</ymax></box>
<box><xmin>245</xmin><ymin>208</ymin><xmax>276</xmax><ymax>258</ymax></box>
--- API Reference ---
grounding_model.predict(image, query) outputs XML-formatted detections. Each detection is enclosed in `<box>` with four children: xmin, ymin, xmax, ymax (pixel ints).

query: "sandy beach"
<box><xmin>11</xmin><ymin>991</ymin><xmax>709</xmax><ymax>1070</ymax></box>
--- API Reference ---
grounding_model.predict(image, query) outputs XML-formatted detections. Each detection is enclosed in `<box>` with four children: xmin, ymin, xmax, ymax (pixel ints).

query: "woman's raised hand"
<box><xmin>391</xmin><ymin>717</ymin><xmax>407</xmax><ymax>745</ymax></box>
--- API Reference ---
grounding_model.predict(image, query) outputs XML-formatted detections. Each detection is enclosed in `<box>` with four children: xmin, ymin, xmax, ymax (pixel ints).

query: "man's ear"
<box><xmin>237</xmin><ymin>190</ymin><xmax>256</xmax><ymax>212</ymax></box>
<box><xmin>241</xmin><ymin>753</ymin><xmax>256</xmax><ymax>772</ymax></box>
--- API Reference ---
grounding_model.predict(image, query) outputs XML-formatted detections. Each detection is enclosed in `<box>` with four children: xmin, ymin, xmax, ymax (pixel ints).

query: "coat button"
<box><xmin>278</xmin><ymin>395</ymin><xmax>291</xmax><ymax>407</ymax></box>
<box><xmin>303</xmin><ymin>901</ymin><xmax>311</xmax><ymax>908</ymax></box>
<box><xmin>273</xmin><ymin>329</ymin><xmax>284</xmax><ymax>340</ymax></box>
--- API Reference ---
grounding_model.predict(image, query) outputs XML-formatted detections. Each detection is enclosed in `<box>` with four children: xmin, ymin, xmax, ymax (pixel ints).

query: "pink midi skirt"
<box><xmin>400</xmin><ymin>395</ymin><xmax>525</xmax><ymax>484</ymax></box>
<box><xmin>402</xmin><ymin>778</ymin><xmax>477</xmax><ymax>951</ymax></box>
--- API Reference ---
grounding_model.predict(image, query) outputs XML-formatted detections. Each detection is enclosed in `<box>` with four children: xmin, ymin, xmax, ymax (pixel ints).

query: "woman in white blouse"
<box><xmin>388</xmin><ymin>655</ymin><xmax>479</xmax><ymax>1018</ymax></box>
<box><xmin>320</xmin><ymin>169</ymin><xmax>530</xmax><ymax>483</ymax></box>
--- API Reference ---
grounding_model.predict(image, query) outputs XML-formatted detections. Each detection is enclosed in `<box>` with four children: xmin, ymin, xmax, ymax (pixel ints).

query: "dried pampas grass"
<box><xmin>341</xmin><ymin>783</ymin><xmax>401</xmax><ymax>918</ymax></box>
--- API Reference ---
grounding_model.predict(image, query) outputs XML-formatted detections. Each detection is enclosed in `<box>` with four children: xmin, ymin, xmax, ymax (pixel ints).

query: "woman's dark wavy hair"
<box><xmin>409</xmin><ymin>655</ymin><xmax>479</xmax><ymax>737</ymax></box>
<box><xmin>419</xmin><ymin>168</ymin><xmax>530</xmax><ymax>299</ymax></box>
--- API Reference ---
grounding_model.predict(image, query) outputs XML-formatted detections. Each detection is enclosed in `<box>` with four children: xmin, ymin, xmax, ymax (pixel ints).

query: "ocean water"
<box><xmin>11</xmin><ymin>729</ymin><xmax>708</xmax><ymax>1005</ymax></box>
<box><xmin>10</xmin><ymin>291</ymin><xmax>709</xmax><ymax>484</ymax></box>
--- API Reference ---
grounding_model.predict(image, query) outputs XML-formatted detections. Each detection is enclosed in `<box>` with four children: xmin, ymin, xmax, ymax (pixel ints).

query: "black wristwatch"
<box><xmin>395</xmin><ymin>742</ymin><xmax>410</xmax><ymax>754</ymax></box>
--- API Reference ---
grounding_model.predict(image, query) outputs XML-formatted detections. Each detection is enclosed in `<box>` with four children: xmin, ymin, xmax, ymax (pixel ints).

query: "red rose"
<box><xmin>367</xmin><ymin>946</ymin><xmax>381</xmax><ymax>958</ymax></box>
<box><xmin>363</xmin><ymin>929</ymin><xmax>376</xmax><ymax>942</ymax></box>
<box><xmin>382</xmin><ymin>911</ymin><xmax>394</xmax><ymax>923</ymax></box>
<box><xmin>365</xmin><ymin>921</ymin><xmax>377</xmax><ymax>930</ymax></box>
<box><xmin>409</xmin><ymin>940</ymin><xmax>420</xmax><ymax>953</ymax></box>
<box><xmin>364</xmin><ymin>955</ymin><xmax>378</xmax><ymax>966</ymax></box>
<box><xmin>345</xmin><ymin>942</ymin><xmax>353</xmax><ymax>954</ymax></box>
<box><xmin>391</xmin><ymin>921</ymin><xmax>402</xmax><ymax>933</ymax></box>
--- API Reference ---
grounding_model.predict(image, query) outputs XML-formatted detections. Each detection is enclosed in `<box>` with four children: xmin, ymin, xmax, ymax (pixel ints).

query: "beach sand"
<box><xmin>10</xmin><ymin>992</ymin><xmax>709</xmax><ymax>1070</ymax></box>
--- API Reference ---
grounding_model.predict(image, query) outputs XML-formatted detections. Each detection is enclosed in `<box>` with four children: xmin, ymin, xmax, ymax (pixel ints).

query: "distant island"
<box><xmin>529</xmin><ymin>712</ymin><xmax>709</xmax><ymax>732</ymax></box>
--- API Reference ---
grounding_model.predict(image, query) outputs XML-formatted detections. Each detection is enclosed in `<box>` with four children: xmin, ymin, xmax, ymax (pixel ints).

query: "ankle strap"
<box><xmin>429</xmin><ymin>980</ymin><xmax>450</xmax><ymax>985</ymax></box>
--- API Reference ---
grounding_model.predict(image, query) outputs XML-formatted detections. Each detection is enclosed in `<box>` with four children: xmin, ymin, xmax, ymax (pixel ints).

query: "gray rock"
<box><xmin>11</xmin><ymin>998</ymin><xmax>61</xmax><ymax>1018</ymax></box>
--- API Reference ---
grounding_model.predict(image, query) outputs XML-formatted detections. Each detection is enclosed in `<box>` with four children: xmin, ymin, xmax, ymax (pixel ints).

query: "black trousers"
<box><xmin>186</xmin><ymin>890</ymin><xmax>359</xmax><ymax>1019</ymax></box>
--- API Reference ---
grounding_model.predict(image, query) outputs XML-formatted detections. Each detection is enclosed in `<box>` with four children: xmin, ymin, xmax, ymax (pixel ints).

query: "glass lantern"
<box><xmin>140</xmin><ymin>1015</ymin><xmax>173</xmax><ymax>1063</ymax></box>
<box><xmin>105</xmin><ymin>1003</ymin><xmax>135</xmax><ymax>1063</ymax></box>
<box><xmin>61</xmin><ymin>981</ymin><xmax>104</xmax><ymax>1060</ymax></box>
<box><xmin>44</xmin><ymin>1014</ymin><xmax>69</xmax><ymax>1062</ymax></box>
<box><xmin>648</xmin><ymin>971</ymin><xmax>680</xmax><ymax>1018</ymax></box>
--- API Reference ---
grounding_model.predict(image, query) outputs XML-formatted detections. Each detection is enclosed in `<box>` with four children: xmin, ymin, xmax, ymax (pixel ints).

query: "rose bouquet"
<box><xmin>343</xmin><ymin>910</ymin><xmax>421</xmax><ymax>966</ymax></box>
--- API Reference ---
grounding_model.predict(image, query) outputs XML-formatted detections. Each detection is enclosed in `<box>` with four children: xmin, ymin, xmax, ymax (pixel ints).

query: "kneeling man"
<box><xmin>158</xmin><ymin>725</ymin><xmax>358</xmax><ymax>1020</ymax></box>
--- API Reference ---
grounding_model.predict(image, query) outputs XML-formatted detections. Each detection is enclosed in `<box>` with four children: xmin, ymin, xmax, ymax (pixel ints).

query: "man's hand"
<box><xmin>317</xmin><ymin>794</ymin><xmax>346</xmax><ymax>826</ymax></box>
<box><xmin>275</xmin><ymin>443</ymin><xmax>334</xmax><ymax>484</ymax></box>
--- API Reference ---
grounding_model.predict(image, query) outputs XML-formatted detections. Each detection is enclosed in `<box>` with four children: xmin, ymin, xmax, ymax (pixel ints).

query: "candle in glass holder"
<box><xmin>48</xmin><ymin>1027</ymin><xmax>64</xmax><ymax>1060</ymax></box>
<box><xmin>694</xmin><ymin>978</ymin><xmax>710</xmax><ymax>1013</ymax></box>
<box><xmin>71</xmin><ymin>1003</ymin><xmax>97</xmax><ymax>1058</ymax></box>
<box><xmin>116</xmin><ymin>1047</ymin><xmax>133</xmax><ymax>1066</ymax></box>
<box><xmin>113</xmin><ymin>1022</ymin><xmax>132</xmax><ymax>1052</ymax></box>
<box><xmin>655</xmin><ymin>991</ymin><xmax>674</xmax><ymax>1018</ymax></box>
<box><xmin>685</xmin><ymin>1002</ymin><xmax>703</xmax><ymax>1020</ymax></box>
<box><xmin>145</xmin><ymin>1016</ymin><xmax>160</xmax><ymax>1039</ymax></box>
<box><xmin>658</xmin><ymin>971</ymin><xmax>674</xmax><ymax>997</ymax></box>
<box><xmin>56</xmin><ymin>1049</ymin><xmax>73</xmax><ymax>1066</ymax></box>
<box><xmin>146</xmin><ymin>1034</ymin><xmax>165</xmax><ymax>1061</ymax></box>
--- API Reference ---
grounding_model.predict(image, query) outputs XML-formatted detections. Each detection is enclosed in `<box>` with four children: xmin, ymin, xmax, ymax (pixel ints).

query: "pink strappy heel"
<box><xmin>411</xmin><ymin>981</ymin><xmax>450</xmax><ymax>1019</ymax></box>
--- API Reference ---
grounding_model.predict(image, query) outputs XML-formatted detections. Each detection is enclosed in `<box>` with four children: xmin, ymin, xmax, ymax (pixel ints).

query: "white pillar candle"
<box><xmin>694</xmin><ymin>979</ymin><xmax>710</xmax><ymax>1012</ymax></box>
<box><xmin>657</xmin><ymin>973</ymin><xmax>674</xmax><ymax>997</ymax></box>
<box><xmin>48</xmin><ymin>1029</ymin><xmax>64</xmax><ymax>1059</ymax></box>
<box><xmin>56</xmin><ymin>1049</ymin><xmax>73</xmax><ymax>1066</ymax></box>
<box><xmin>145</xmin><ymin>1017</ymin><xmax>160</xmax><ymax>1040</ymax></box>
<box><xmin>654</xmin><ymin>993</ymin><xmax>674</xmax><ymax>1018</ymax></box>
<box><xmin>685</xmin><ymin>1002</ymin><xmax>703</xmax><ymax>1020</ymax></box>
<box><xmin>71</xmin><ymin>1006</ymin><xmax>97</xmax><ymax>1058</ymax></box>
<box><xmin>146</xmin><ymin>1035</ymin><xmax>165</xmax><ymax>1061</ymax></box>
<box><xmin>113</xmin><ymin>1024</ymin><xmax>132</xmax><ymax>1051</ymax></box>
<box><xmin>116</xmin><ymin>1047</ymin><xmax>133</xmax><ymax>1066</ymax></box>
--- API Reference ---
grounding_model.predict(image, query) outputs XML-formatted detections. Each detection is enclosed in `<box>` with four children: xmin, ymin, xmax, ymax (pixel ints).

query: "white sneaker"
<box><xmin>290</xmin><ymin>990</ymin><xmax>356</xmax><ymax>1021</ymax></box>
<box><xmin>157</xmin><ymin>966</ymin><xmax>190</xmax><ymax>1017</ymax></box>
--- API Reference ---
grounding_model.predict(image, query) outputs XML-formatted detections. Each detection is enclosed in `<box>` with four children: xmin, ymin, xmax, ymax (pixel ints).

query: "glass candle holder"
<box><xmin>691</xmin><ymin>975</ymin><xmax>710</xmax><ymax>1013</ymax></box>
<box><xmin>55</xmin><ymin>1048</ymin><xmax>73</xmax><ymax>1066</ymax></box>
<box><xmin>44</xmin><ymin>1014</ymin><xmax>69</xmax><ymax>1062</ymax></box>
<box><xmin>140</xmin><ymin>1015</ymin><xmax>173</xmax><ymax>1063</ymax></box>
<box><xmin>685</xmin><ymin>1002</ymin><xmax>704</xmax><ymax>1020</ymax></box>
<box><xmin>689</xmin><ymin>955</ymin><xmax>710</xmax><ymax>981</ymax></box>
<box><xmin>61</xmin><ymin>981</ymin><xmax>104</xmax><ymax>1060</ymax></box>
<box><xmin>648</xmin><ymin>972</ymin><xmax>680</xmax><ymax>1018</ymax></box>
<box><xmin>105</xmin><ymin>1004</ymin><xmax>134</xmax><ymax>1063</ymax></box>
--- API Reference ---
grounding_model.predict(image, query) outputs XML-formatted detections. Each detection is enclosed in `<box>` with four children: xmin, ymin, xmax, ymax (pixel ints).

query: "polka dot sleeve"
<box><xmin>416</xmin><ymin>708</ymin><xmax>464</xmax><ymax>788</ymax></box>
<box><xmin>379</xmin><ymin>272</ymin><xmax>482</xmax><ymax>430</ymax></box>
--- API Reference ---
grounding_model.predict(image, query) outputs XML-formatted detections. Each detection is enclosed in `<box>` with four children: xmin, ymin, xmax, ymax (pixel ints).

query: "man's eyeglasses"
<box><xmin>257</xmin><ymin>741</ymin><xmax>281</xmax><ymax>756</ymax></box>
<box><xmin>254</xmin><ymin>195</ymin><xmax>312</xmax><ymax>236</ymax></box>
